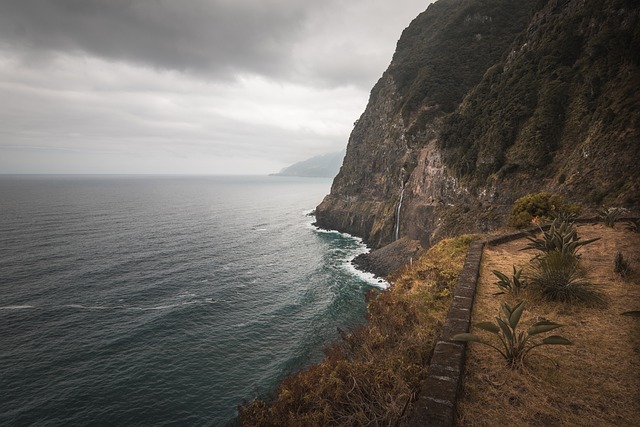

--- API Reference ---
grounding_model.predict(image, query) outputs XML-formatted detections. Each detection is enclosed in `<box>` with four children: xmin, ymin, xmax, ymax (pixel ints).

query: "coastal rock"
<box><xmin>352</xmin><ymin>238</ymin><xmax>423</xmax><ymax>278</ymax></box>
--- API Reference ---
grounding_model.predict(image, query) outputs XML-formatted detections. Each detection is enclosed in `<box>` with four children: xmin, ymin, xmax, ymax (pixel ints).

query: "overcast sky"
<box><xmin>0</xmin><ymin>0</ymin><xmax>432</xmax><ymax>175</ymax></box>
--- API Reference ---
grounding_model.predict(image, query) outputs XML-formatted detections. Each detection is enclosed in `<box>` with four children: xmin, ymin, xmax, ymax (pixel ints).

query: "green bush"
<box><xmin>509</xmin><ymin>192</ymin><xmax>581</xmax><ymax>228</ymax></box>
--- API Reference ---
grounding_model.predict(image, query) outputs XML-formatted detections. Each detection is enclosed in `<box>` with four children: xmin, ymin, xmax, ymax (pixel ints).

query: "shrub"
<box><xmin>452</xmin><ymin>301</ymin><xmax>571</xmax><ymax>368</ymax></box>
<box><xmin>492</xmin><ymin>266</ymin><xmax>527</xmax><ymax>297</ymax></box>
<box><xmin>509</xmin><ymin>192</ymin><xmax>581</xmax><ymax>228</ymax></box>
<box><xmin>528</xmin><ymin>252</ymin><xmax>600</xmax><ymax>303</ymax></box>
<box><xmin>522</xmin><ymin>218</ymin><xmax>600</xmax><ymax>259</ymax></box>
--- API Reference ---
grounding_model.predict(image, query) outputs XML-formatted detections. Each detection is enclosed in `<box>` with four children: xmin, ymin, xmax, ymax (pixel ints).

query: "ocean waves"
<box><xmin>0</xmin><ymin>176</ymin><xmax>381</xmax><ymax>426</ymax></box>
<box><xmin>310</xmin><ymin>224</ymin><xmax>390</xmax><ymax>289</ymax></box>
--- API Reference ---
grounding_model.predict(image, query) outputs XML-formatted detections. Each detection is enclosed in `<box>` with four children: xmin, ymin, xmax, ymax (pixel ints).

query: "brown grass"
<box><xmin>457</xmin><ymin>224</ymin><xmax>640</xmax><ymax>426</ymax></box>
<box><xmin>238</xmin><ymin>235</ymin><xmax>474</xmax><ymax>426</ymax></box>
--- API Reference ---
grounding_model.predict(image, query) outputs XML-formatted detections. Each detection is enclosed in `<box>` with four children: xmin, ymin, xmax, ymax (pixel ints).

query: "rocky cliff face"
<box><xmin>316</xmin><ymin>0</ymin><xmax>640</xmax><ymax>253</ymax></box>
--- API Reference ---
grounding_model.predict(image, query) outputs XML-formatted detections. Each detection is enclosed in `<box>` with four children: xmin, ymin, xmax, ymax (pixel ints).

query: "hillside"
<box><xmin>271</xmin><ymin>151</ymin><xmax>344</xmax><ymax>178</ymax></box>
<box><xmin>315</xmin><ymin>0</ymin><xmax>640</xmax><ymax>253</ymax></box>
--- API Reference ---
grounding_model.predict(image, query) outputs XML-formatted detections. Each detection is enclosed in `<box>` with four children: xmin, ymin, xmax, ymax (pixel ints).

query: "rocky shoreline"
<box><xmin>352</xmin><ymin>237</ymin><xmax>424</xmax><ymax>278</ymax></box>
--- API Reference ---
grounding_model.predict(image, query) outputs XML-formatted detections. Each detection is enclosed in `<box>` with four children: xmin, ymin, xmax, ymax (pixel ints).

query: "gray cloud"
<box><xmin>0</xmin><ymin>0</ymin><xmax>313</xmax><ymax>80</ymax></box>
<box><xmin>0</xmin><ymin>0</ymin><xmax>429</xmax><ymax>88</ymax></box>
<box><xmin>0</xmin><ymin>0</ymin><xmax>432</xmax><ymax>174</ymax></box>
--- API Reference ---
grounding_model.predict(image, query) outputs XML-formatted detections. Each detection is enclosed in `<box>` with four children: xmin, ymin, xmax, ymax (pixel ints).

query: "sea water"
<box><xmin>0</xmin><ymin>175</ymin><xmax>386</xmax><ymax>426</ymax></box>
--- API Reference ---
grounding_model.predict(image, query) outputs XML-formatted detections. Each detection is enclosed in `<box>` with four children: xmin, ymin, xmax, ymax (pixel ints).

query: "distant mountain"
<box><xmin>271</xmin><ymin>151</ymin><xmax>345</xmax><ymax>178</ymax></box>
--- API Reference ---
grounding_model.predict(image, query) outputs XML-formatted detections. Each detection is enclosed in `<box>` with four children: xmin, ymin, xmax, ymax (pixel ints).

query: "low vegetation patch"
<box><xmin>508</xmin><ymin>192</ymin><xmax>580</xmax><ymax>229</ymax></box>
<box><xmin>614</xmin><ymin>251</ymin><xmax>632</xmax><ymax>277</ymax></box>
<box><xmin>457</xmin><ymin>224</ymin><xmax>640</xmax><ymax>426</ymax></box>
<box><xmin>625</xmin><ymin>218</ymin><xmax>640</xmax><ymax>233</ymax></box>
<box><xmin>239</xmin><ymin>235</ymin><xmax>473</xmax><ymax>426</ymax></box>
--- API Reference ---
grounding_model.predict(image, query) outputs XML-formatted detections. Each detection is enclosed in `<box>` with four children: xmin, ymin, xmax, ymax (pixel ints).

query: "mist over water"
<box><xmin>0</xmin><ymin>175</ymin><xmax>381</xmax><ymax>426</ymax></box>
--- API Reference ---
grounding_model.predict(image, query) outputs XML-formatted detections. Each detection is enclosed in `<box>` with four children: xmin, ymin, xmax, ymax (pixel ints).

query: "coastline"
<box><xmin>309</xmin><ymin>214</ymin><xmax>390</xmax><ymax>289</ymax></box>
<box><xmin>238</xmin><ymin>235</ymin><xmax>473</xmax><ymax>425</ymax></box>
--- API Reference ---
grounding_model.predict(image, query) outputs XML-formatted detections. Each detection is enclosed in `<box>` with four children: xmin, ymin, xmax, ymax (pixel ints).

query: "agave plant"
<box><xmin>550</xmin><ymin>210</ymin><xmax>578</xmax><ymax>223</ymax></box>
<box><xmin>529</xmin><ymin>251</ymin><xmax>600</xmax><ymax>303</ymax></box>
<box><xmin>522</xmin><ymin>218</ymin><xmax>599</xmax><ymax>259</ymax></box>
<box><xmin>452</xmin><ymin>301</ymin><xmax>571</xmax><ymax>367</ymax></box>
<box><xmin>596</xmin><ymin>207</ymin><xmax>624</xmax><ymax>227</ymax></box>
<box><xmin>493</xmin><ymin>266</ymin><xmax>527</xmax><ymax>297</ymax></box>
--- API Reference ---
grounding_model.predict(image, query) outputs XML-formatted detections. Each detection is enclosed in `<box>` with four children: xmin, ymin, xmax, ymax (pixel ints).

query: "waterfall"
<box><xmin>393</xmin><ymin>187</ymin><xmax>405</xmax><ymax>241</ymax></box>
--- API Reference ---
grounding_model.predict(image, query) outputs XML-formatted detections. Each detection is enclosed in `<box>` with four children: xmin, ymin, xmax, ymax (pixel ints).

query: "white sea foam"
<box><xmin>343</xmin><ymin>242</ymin><xmax>390</xmax><ymax>289</ymax></box>
<box><xmin>346</xmin><ymin>261</ymin><xmax>390</xmax><ymax>289</ymax></box>
<box><xmin>308</xmin><ymin>217</ymin><xmax>390</xmax><ymax>289</ymax></box>
<box><xmin>0</xmin><ymin>305</ymin><xmax>36</xmax><ymax>310</ymax></box>
<box><xmin>178</xmin><ymin>292</ymin><xmax>197</xmax><ymax>298</ymax></box>
<box><xmin>132</xmin><ymin>300</ymin><xmax>200</xmax><ymax>311</ymax></box>
<box><xmin>62</xmin><ymin>300</ymin><xmax>202</xmax><ymax>311</ymax></box>
<box><xmin>310</xmin><ymin>223</ymin><xmax>365</xmax><ymax>242</ymax></box>
<box><xmin>64</xmin><ymin>304</ymin><xmax>112</xmax><ymax>310</ymax></box>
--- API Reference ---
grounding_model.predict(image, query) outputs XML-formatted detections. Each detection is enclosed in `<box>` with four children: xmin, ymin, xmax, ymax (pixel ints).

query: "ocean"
<box><xmin>0</xmin><ymin>175</ymin><xmax>386</xmax><ymax>426</ymax></box>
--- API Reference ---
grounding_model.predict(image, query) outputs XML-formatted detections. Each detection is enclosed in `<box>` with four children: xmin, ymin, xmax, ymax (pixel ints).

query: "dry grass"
<box><xmin>457</xmin><ymin>224</ymin><xmax>640</xmax><ymax>426</ymax></box>
<box><xmin>239</xmin><ymin>235</ymin><xmax>474</xmax><ymax>426</ymax></box>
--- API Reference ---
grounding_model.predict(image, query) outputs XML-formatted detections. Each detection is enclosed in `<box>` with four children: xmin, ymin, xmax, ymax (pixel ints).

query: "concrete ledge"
<box><xmin>409</xmin><ymin>240</ymin><xmax>484</xmax><ymax>426</ymax></box>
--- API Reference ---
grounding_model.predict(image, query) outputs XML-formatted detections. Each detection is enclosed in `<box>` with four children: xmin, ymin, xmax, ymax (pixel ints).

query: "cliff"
<box><xmin>316</xmin><ymin>0</ymin><xmax>640</xmax><ymax>255</ymax></box>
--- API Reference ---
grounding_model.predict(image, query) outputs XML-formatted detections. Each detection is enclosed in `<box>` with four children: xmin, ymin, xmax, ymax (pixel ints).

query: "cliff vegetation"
<box><xmin>238</xmin><ymin>236</ymin><xmax>473</xmax><ymax>426</ymax></box>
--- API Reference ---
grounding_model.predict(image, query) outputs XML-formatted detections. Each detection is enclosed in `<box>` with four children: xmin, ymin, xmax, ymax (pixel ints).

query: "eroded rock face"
<box><xmin>317</xmin><ymin>0</ymin><xmax>640</xmax><ymax>255</ymax></box>
<box><xmin>316</xmin><ymin>0</ymin><xmax>536</xmax><ymax>248</ymax></box>
<box><xmin>315</xmin><ymin>75</ymin><xmax>410</xmax><ymax>247</ymax></box>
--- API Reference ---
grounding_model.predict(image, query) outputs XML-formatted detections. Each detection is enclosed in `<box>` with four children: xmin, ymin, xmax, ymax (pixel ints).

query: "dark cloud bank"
<box><xmin>0</xmin><ymin>0</ymin><xmax>317</xmax><ymax>78</ymax></box>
